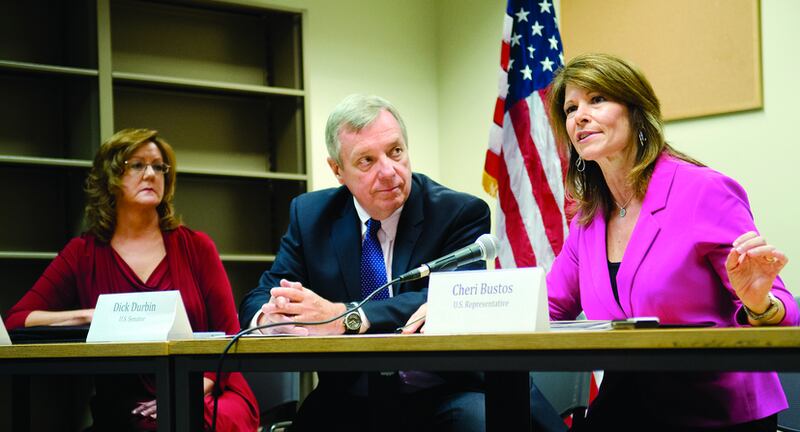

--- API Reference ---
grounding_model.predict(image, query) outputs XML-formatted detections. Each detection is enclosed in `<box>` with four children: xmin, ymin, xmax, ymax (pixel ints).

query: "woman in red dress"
<box><xmin>5</xmin><ymin>129</ymin><xmax>260</xmax><ymax>431</ymax></box>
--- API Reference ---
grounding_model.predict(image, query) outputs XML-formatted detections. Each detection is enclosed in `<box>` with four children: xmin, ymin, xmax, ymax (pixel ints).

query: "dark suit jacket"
<box><xmin>239</xmin><ymin>173</ymin><xmax>490</xmax><ymax>391</ymax></box>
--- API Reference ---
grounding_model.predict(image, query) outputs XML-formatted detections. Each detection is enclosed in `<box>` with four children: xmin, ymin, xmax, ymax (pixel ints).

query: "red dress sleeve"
<box><xmin>4</xmin><ymin>238</ymin><xmax>86</xmax><ymax>329</ymax></box>
<box><xmin>190</xmin><ymin>230</ymin><xmax>241</xmax><ymax>335</ymax></box>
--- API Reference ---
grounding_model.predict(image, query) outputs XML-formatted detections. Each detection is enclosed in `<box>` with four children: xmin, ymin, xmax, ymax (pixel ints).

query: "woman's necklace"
<box><xmin>613</xmin><ymin>194</ymin><xmax>635</xmax><ymax>218</ymax></box>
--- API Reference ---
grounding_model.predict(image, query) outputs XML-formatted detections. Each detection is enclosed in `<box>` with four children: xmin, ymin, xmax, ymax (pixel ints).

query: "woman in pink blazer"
<box><xmin>546</xmin><ymin>53</ymin><xmax>798</xmax><ymax>431</ymax></box>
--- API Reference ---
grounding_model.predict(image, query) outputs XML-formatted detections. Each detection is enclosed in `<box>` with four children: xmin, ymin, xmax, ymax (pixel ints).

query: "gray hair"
<box><xmin>325</xmin><ymin>94</ymin><xmax>408</xmax><ymax>165</ymax></box>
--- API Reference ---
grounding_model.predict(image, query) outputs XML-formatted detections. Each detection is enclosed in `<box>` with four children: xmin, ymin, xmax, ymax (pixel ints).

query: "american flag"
<box><xmin>483</xmin><ymin>0</ymin><xmax>568</xmax><ymax>270</ymax></box>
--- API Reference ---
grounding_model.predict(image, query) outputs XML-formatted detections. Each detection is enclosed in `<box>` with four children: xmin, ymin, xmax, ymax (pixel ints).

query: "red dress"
<box><xmin>5</xmin><ymin>226</ymin><xmax>260</xmax><ymax>431</ymax></box>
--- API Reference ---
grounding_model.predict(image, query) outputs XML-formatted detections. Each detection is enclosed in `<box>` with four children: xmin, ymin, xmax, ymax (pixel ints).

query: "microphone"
<box><xmin>396</xmin><ymin>233</ymin><xmax>499</xmax><ymax>283</ymax></box>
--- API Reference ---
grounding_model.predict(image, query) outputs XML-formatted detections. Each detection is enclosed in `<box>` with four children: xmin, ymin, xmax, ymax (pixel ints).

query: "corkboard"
<box><xmin>560</xmin><ymin>0</ymin><xmax>762</xmax><ymax>121</ymax></box>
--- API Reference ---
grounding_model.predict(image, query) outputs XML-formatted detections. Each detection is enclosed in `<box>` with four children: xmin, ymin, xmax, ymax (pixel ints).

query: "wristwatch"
<box><xmin>343</xmin><ymin>302</ymin><xmax>362</xmax><ymax>334</ymax></box>
<box><xmin>743</xmin><ymin>292</ymin><xmax>780</xmax><ymax>322</ymax></box>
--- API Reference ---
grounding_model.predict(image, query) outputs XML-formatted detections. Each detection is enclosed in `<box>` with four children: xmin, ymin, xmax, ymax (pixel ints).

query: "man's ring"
<box><xmin>766</xmin><ymin>256</ymin><xmax>777</xmax><ymax>263</ymax></box>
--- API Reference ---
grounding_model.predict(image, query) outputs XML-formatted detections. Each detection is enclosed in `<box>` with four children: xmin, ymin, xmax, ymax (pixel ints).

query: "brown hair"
<box><xmin>84</xmin><ymin>128</ymin><xmax>180</xmax><ymax>242</ymax></box>
<box><xmin>547</xmin><ymin>53</ymin><xmax>702</xmax><ymax>225</ymax></box>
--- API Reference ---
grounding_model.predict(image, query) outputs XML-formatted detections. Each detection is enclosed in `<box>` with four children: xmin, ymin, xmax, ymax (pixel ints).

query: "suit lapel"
<box><xmin>392</xmin><ymin>177</ymin><xmax>424</xmax><ymax>290</ymax></box>
<box><xmin>331</xmin><ymin>197</ymin><xmax>362</xmax><ymax>301</ymax></box>
<box><xmin>616</xmin><ymin>156</ymin><xmax>675</xmax><ymax>315</ymax></box>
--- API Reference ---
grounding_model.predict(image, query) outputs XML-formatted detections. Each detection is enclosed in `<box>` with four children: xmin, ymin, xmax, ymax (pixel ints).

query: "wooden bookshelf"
<box><xmin>0</xmin><ymin>0</ymin><xmax>307</xmax><ymax>313</ymax></box>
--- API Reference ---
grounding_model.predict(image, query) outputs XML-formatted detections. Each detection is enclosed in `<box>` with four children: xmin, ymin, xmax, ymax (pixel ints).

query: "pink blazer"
<box><xmin>547</xmin><ymin>154</ymin><xmax>798</xmax><ymax>427</ymax></box>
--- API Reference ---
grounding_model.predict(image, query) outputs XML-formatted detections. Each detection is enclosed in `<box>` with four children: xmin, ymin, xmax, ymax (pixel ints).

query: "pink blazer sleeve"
<box><xmin>546</xmin><ymin>216</ymin><xmax>583</xmax><ymax>321</ymax></box>
<box><xmin>689</xmin><ymin>170</ymin><xmax>797</xmax><ymax>326</ymax></box>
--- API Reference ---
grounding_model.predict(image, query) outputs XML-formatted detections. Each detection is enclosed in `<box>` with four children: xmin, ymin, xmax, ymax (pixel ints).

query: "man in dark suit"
<box><xmin>239</xmin><ymin>94</ymin><xmax>490</xmax><ymax>431</ymax></box>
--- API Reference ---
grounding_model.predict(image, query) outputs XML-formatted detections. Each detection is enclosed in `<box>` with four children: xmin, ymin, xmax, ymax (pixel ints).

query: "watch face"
<box><xmin>345</xmin><ymin>312</ymin><xmax>361</xmax><ymax>331</ymax></box>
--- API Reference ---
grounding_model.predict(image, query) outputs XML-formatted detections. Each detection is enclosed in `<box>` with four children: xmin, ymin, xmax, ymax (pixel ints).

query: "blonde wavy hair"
<box><xmin>84</xmin><ymin>129</ymin><xmax>180</xmax><ymax>242</ymax></box>
<box><xmin>548</xmin><ymin>53</ymin><xmax>702</xmax><ymax>225</ymax></box>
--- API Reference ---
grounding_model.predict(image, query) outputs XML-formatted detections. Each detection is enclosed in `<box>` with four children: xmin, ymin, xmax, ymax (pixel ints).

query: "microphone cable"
<box><xmin>210</xmin><ymin>275</ymin><xmax>401</xmax><ymax>432</ymax></box>
<box><xmin>210</xmin><ymin>233</ymin><xmax>498</xmax><ymax>430</ymax></box>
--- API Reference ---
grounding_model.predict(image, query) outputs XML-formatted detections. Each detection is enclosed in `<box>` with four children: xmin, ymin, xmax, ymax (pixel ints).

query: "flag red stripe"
<box><xmin>493</xmin><ymin>98</ymin><xmax>505</xmax><ymax>127</ymax></box>
<box><xmin>509</xmin><ymin>100</ymin><xmax>565</xmax><ymax>255</ymax></box>
<box><xmin>496</xmin><ymin>150</ymin><xmax>537</xmax><ymax>267</ymax></box>
<box><xmin>484</xmin><ymin>149</ymin><xmax>501</xmax><ymax>180</ymax></box>
<box><xmin>500</xmin><ymin>42</ymin><xmax>510</xmax><ymax>70</ymax></box>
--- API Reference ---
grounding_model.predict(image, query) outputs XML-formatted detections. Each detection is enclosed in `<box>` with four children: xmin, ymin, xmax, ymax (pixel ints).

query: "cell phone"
<box><xmin>192</xmin><ymin>331</ymin><xmax>227</xmax><ymax>338</ymax></box>
<box><xmin>611</xmin><ymin>317</ymin><xmax>660</xmax><ymax>330</ymax></box>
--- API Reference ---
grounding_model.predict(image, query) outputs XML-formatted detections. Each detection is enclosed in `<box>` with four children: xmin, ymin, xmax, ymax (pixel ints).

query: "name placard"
<box><xmin>87</xmin><ymin>291</ymin><xmax>193</xmax><ymax>342</ymax></box>
<box><xmin>424</xmin><ymin>267</ymin><xmax>550</xmax><ymax>335</ymax></box>
<box><xmin>0</xmin><ymin>319</ymin><xmax>10</xmax><ymax>345</ymax></box>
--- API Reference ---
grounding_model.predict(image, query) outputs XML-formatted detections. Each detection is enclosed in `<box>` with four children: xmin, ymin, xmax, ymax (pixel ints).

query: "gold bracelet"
<box><xmin>743</xmin><ymin>292</ymin><xmax>780</xmax><ymax>322</ymax></box>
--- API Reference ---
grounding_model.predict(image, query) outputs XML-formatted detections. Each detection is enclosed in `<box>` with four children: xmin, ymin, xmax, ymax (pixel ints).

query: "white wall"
<box><xmin>435</xmin><ymin>0</ymin><xmax>505</xmax><ymax>201</ymax></box>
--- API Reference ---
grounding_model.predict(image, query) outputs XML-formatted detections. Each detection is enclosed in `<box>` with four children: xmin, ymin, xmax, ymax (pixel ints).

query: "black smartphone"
<box><xmin>611</xmin><ymin>317</ymin><xmax>660</xmax><ymax>330</ymax></box>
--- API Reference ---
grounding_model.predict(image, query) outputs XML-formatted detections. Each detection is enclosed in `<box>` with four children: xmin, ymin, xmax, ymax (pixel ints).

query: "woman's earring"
<box><xmin>575</xmin><ymin>157</ymin><xmax>585</xmax><ymax>172</ymax></box>
<box><xmin>638</xmin><ymin>130</ymin><xmax>647</xmax><ymax>147</ymax></box>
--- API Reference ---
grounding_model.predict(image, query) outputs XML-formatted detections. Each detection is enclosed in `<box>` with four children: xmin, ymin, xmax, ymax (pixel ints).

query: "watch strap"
<box><xmin>343</xmin><ymin>302</ymin><xmax>361</xmax><ymax>334</ymax></box>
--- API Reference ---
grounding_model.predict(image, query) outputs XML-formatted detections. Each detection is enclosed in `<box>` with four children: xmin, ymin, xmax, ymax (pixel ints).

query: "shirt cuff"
<box><xmin>250</xmin><ymin>310</ymin><xmax>265</xmax><ymax>332</ymax></box>
<box><xmin>358</xmin><ymin>306</ymin><xmax>370</xmax><ymax>333</ymax></box>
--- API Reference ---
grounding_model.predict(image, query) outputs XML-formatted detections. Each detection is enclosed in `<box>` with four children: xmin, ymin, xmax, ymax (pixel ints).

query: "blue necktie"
<box><xmin>361</xmin><ymin>218</ymin><xmax>389</xmax><ymax>300</ymax></box>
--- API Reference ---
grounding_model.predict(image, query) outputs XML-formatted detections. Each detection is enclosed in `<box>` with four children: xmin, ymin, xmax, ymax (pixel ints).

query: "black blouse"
<box><xmin>608</xmin><ymin>260</ymin><xmax>621</xmax><ymax>307</ymax></box>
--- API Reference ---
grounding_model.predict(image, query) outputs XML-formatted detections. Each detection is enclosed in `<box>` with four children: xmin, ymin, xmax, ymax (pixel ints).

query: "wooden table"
<box><xmin>0</xmin><ymin>342</ymin><xmax>172</xmax><ymax>432</ymax></box>
<box><xmin>169</xmin><ymin>326</ymin><xmax>800</xmax><ymax>431</ymax></box>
